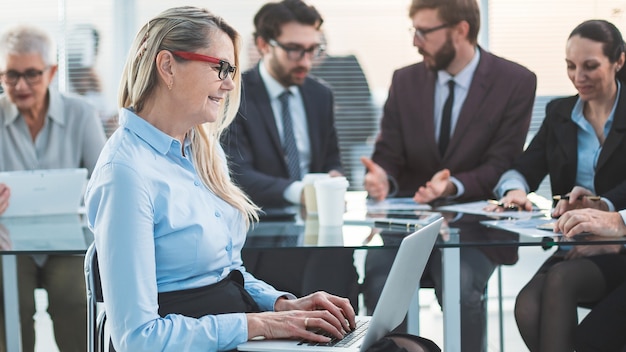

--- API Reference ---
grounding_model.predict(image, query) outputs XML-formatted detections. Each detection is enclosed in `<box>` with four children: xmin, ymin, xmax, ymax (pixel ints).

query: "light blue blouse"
<box><xmin>495</xmin><ymin>82</ymin><xmax>620</xmax><ymax>201</ymax></box>
<box><xmin>570</xmin><ymin>85</ymin><xmax>617</xmax><ymax>193</ymax></box>
<box><xmin>85</xmin><ymin>108</ymin><xmax>292</xmax><ymax>351</ymax></box>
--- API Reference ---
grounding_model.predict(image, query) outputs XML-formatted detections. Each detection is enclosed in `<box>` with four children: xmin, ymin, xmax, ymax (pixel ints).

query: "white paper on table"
<box><xmin>480</xmin><ymin>217</ymin><xmax>560</xmax><ymax>238</ymax></box>
<box><xmin>436</xmin><ymin>200</ymin><xmax>548</xmax><ymax>219</ymax></box>
<box><xmin>343</xmin><ymin>212</ymin><xmax>442</xmax><ymax>228</ymax></box>
<box><xmin>366</xmin><ymin>197</ymin><xmax>431</xmax><ymax>212</ymax></box>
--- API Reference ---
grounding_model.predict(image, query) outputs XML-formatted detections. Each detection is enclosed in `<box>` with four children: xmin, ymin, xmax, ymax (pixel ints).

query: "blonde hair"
<box><xmin>118</xmin><ymin>6</ymin><xmax>259</xmax><ymax>226</ymax></box>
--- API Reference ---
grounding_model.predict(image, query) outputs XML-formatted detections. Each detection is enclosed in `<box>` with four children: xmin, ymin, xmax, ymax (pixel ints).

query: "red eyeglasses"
<box><xmin>171</xmin><ymin>51</ymin><xmax>236</xmax><ymax>80</ymax></box>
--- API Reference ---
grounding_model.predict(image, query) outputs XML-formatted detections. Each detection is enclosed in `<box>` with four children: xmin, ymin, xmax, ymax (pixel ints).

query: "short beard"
<box><xmin>427</xmin><ymin>34</ymin><xmax>456</xmax><ymax>72</ymax></box>
<box><xmin>268</xmin><ymin>55</ymin><xmax>306</xmax><ymax>86</ymax></box>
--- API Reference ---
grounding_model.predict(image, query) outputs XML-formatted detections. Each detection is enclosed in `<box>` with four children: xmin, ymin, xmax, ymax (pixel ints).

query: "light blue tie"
<box><xmin>279</xmin><ymin>91</ymin><xmax>301</xmax><ymax>180</ymax></box>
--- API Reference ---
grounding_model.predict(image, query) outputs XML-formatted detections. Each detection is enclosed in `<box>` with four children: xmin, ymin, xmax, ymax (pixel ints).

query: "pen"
<box><xmin>487</xmin><ymin>199</ymin><xmax>520</xmax><ymax>211</ymax></box>
<box><xmin>552</xmin><ymin>195</ymin><xmax>601</xmax><ymax>201</ymax></box>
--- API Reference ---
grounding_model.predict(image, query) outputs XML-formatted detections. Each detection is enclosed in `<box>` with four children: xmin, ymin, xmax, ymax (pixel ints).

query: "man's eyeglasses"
<box><xmin>268</xmin><ymin>39</ymin><xmax>325</xmax><ymax>61</ymax></box>
<box><xmin>0</xmin><ymin>68</ymin><xmax>46</xmax><ymax>86</ymax></box>
<box><xmin>171</xmin><ymin>51</ymin><xmax>236</xmax><ymax>80</ymax></box>
<box><xmin>411</xmin><ymin>23</ymin><xmax>452</xmax><ymax>42</ymax></box>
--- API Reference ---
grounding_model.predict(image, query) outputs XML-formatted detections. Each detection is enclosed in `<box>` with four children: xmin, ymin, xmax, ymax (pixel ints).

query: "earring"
<box><xmin>168</xmin><ymin>81</ymin><xmax>173</xmax><ymax>90</ymax></box>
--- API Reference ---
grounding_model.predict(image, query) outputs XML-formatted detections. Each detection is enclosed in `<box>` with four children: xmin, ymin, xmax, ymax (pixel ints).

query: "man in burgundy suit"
<box><xmin>361</xmin><ymin>0</ymin><xmax>536</xmax><ymax>350</ymax></box>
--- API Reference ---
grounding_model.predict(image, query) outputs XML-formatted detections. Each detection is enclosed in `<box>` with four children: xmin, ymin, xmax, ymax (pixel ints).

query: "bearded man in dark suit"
<box><xmin>360</xmin><ymin>0</ymin><xmax>537</xmax><ymax>350</ymax></box>
<box><xmin>223</xmin><ymin>0</ymin><xmax>359</xmax><ymax>311</ymax></box>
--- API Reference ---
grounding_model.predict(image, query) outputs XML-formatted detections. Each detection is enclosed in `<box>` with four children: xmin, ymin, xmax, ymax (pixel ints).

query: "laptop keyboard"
<box><xmin>298</xmin><ymin>319</ymin><xmax>369</xmax><ymax>347</ymax></box>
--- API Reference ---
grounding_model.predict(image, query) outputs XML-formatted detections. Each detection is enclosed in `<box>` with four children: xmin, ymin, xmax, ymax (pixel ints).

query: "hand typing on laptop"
<box><xmin>246</xmin><ymin>291</ymin><xmax>356</xmax><ymax>343</ymax></box>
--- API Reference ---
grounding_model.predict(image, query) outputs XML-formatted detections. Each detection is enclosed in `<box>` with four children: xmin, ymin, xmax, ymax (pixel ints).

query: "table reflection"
<box><xmin>0</xmin><ymin>214</ymin><xmax>90</xmax><ymax>253</ymax></box>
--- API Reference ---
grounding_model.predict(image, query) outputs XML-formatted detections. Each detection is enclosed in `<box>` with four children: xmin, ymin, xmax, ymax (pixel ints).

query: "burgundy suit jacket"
<box><xmin>372</xmin><ymin>47</ymin><xmax>537</xmax><ymax>201</ymax></box>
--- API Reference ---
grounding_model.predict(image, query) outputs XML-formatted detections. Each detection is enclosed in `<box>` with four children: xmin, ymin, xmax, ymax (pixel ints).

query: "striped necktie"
<box><xmin>279</xmin><ymin>91</ymin><xmax>301</xmax><ymax>180</ymax></box>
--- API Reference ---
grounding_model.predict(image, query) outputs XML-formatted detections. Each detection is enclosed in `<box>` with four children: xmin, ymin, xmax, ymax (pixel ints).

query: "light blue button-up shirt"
<box><xmin>435</xmin><ymin>48</ymin><xmax>480</xmax><ymax>198</ymax></box>
<box><xmin>570</xmin><ymin>85</ymin><xmax>617</xmax><ymax>193</ymax></box>
<box><xmin>0</xmin><ymin>88</ymin><xmax>105</xmax><ymax>174</ymax></box>
<box><xmin>85</xmin><ymin>108</ymin><xmax>292</xmax><ymax>351</ymax></box>
<box><xmin>259</xmin><ymin>62</ymin><xmax>311</xmax><ymax>204</ymax></box>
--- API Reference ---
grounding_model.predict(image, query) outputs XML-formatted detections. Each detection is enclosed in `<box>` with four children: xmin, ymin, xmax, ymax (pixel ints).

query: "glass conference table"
<box><xmin>0</xmin><ymin>214</ymin><xmax>92</xmax><ymax>352</ymax></box>
<box><xmin>2</xmin><ymin>194</ymin><xmax>626</xmax><ymax>352</ymax></box>
<box><xmin>243</xmin><ymin>193</ymin><xmax>626</xmax><ymax>352</ymax></box>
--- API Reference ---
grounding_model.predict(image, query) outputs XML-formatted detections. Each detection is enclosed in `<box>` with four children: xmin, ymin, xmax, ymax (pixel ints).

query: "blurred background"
<box><xmin>1</xmin><ymin>0</ymin><xmax>624</xmax><ymax>189</ymax></box>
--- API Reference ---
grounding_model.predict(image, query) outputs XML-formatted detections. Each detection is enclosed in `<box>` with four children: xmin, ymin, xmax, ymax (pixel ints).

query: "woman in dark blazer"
<box><xmin>487</xmin><ymin>20</ymin><xmax>626</xmax><ymax>352</ymax></box>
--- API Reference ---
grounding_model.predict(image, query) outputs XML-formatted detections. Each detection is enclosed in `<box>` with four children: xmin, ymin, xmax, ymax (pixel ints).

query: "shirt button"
<box><xmin>226</xmin><ymin>244</ymin><xmax>232</xmax><ymax>251</ymax></box>
<box><xmin>194</xmin><ymin>180</ymin><xmax>200</xmax><ymax>186</ymax></box>
<box><xmin>215</xmin><ymin>211</ymin><xmax>221</xmax><ymax>218</ymax></box>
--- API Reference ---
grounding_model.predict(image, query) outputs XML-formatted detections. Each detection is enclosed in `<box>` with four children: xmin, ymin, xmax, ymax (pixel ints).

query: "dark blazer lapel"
<box><xmin>597</xmin><ymin>86</ymin><xmax>626</xmax><ymax>170</ymax></box>
<box><xmin>247</xmin><ymin>66</ymin><xmax>284</xmax><ymax>156</ymax></box>
<box><xmin>450</xmin><ymin>47</ymin><xmax>491</xmax><ymax>156</ymax></box>
<box><xmin>551</xmin><ymin>98</ymin><xmax>578</xmax><ymax>175</ymax></box>
<box><xmin>408</xmin><ymin>67</ymin><xmax>438</xmax><ymax>158</ymax></box>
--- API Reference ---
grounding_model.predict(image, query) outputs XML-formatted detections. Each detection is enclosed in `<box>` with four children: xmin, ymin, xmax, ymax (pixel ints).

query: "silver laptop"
<box><xmin>237</xmin><ymin>217</ymin><xmax>443</xmax><ymax>352</ymax></box>
<box><xmin>0</xmin><ymin>168</ymin><xmax>88</xmax><ymax>217</ymax></box>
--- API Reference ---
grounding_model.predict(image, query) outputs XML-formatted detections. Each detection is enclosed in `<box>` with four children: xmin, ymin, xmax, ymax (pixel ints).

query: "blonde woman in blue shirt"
<box><xmin>85</xmin><ymin>6</ymin><xmax>356</xmax><ymax>352</ymax></box>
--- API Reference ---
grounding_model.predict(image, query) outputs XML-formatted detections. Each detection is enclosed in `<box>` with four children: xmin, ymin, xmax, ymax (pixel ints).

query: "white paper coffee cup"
<box><xmin>302</xmin><ymin>173</ymin><xmax>330</xmax><ymax>214</ymax></box>
<box><xmin>314</xmin><ymin>177</ymin><xmax>349</xmax><ymax>226</ymax></box>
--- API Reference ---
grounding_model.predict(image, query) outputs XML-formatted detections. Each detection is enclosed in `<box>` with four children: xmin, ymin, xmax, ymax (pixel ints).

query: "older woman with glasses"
<box><xmin>0</xmin><ymin>25</ymin><xmax>106</xmax><ymax>351</ymax></box>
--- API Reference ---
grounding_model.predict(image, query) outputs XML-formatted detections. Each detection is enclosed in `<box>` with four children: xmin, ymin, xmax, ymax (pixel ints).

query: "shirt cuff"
<box><xmin>447</xmin><ymin>176</ymin><xmax>464</xmax><ymax>199</ymax></box>
<box><xmin>619</xmin><ymin>209</ymin><xmax>626</xmax><ymax>227</ymax></box>
<box><xmin>271</xmin><ymin>293</ymin><xmax>298</xmax><ymax>312</ymax></box>
<box><xmin>604</xmin><ymin>197</ymin><xmax>616</xmax><ymax>212</ymax></box>
<box><xmin>215</xmin><ymin>313</ymin><xmax>250</xmax><ymax>350</ymax></box>
<box><xmin>386</xmin><ymin>175</ymin><xmax>399</xmax><ymax>198</ymax></box>
<box><xmin>283</xmin><ymin>181</ymin><xmax>304</xmax><ymax>205</ymax></box>
<box><xmin>494</xmin><ymin>170</ymin><xmax>529</xmax><ymax>199</ymax></box>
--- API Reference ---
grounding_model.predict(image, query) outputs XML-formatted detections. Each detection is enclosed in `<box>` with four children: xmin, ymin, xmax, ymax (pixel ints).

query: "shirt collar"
<box><xmin>0</xmin><ymin>88</ymin><xmax>64</xmax><ymax>127</ymax></box>
<box><xmin>119</xmin><ymin>107</ymin><xmax>185</xmax><ymax>156</ymax></box>
<box><xmin>258</xmin><ymin>60</ymin><xmax>298</xmax><ymax>99</ymax></box>
<box><xmin>47</xmin><ymin>89</ymin><xmax>66</xmax><ymax>126</ymax></box>
<box><xmin>572</xmin><ymin>80</ymin><xmax>621</xmax><ymax>126</ymax></box>
<box><xmin>437</xmin><ymin>48</ymin><xmax>481</xmax><ymax>89</ymax></box>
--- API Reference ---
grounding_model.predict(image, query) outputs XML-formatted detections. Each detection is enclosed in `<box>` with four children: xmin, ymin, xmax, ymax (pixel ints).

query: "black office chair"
<box><xmin>84</xmin><ymin>243</ymin><xmax>107</xmax><ymax>352</ymax></box>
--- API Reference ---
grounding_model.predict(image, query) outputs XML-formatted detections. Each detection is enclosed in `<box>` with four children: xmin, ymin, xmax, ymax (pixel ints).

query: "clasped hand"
<box><xmin>555</xmin><ymin>208</ymin><xmax>626</xmax><ymax>239</ymax></box>
<box><xmin>361</xmin><ymin>157</ymin><xmax>454</xmax><ymax>203</ymax></box>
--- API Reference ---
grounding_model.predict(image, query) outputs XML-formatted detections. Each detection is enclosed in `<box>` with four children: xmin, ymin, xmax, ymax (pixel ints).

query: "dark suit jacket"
<box><xmin>372</xmin><ymin>47</ymin><xmax>537</xmax><ymax>201</ymax></box>
<box><xmin>513</xmin><ymin>87</ymin><xmax>626</xmax><ymax>210</ymax></box>
<box><xmin>223</xmin><ymin>65</ymin><xmax>342</xmax><ymax>207</ymax></box>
